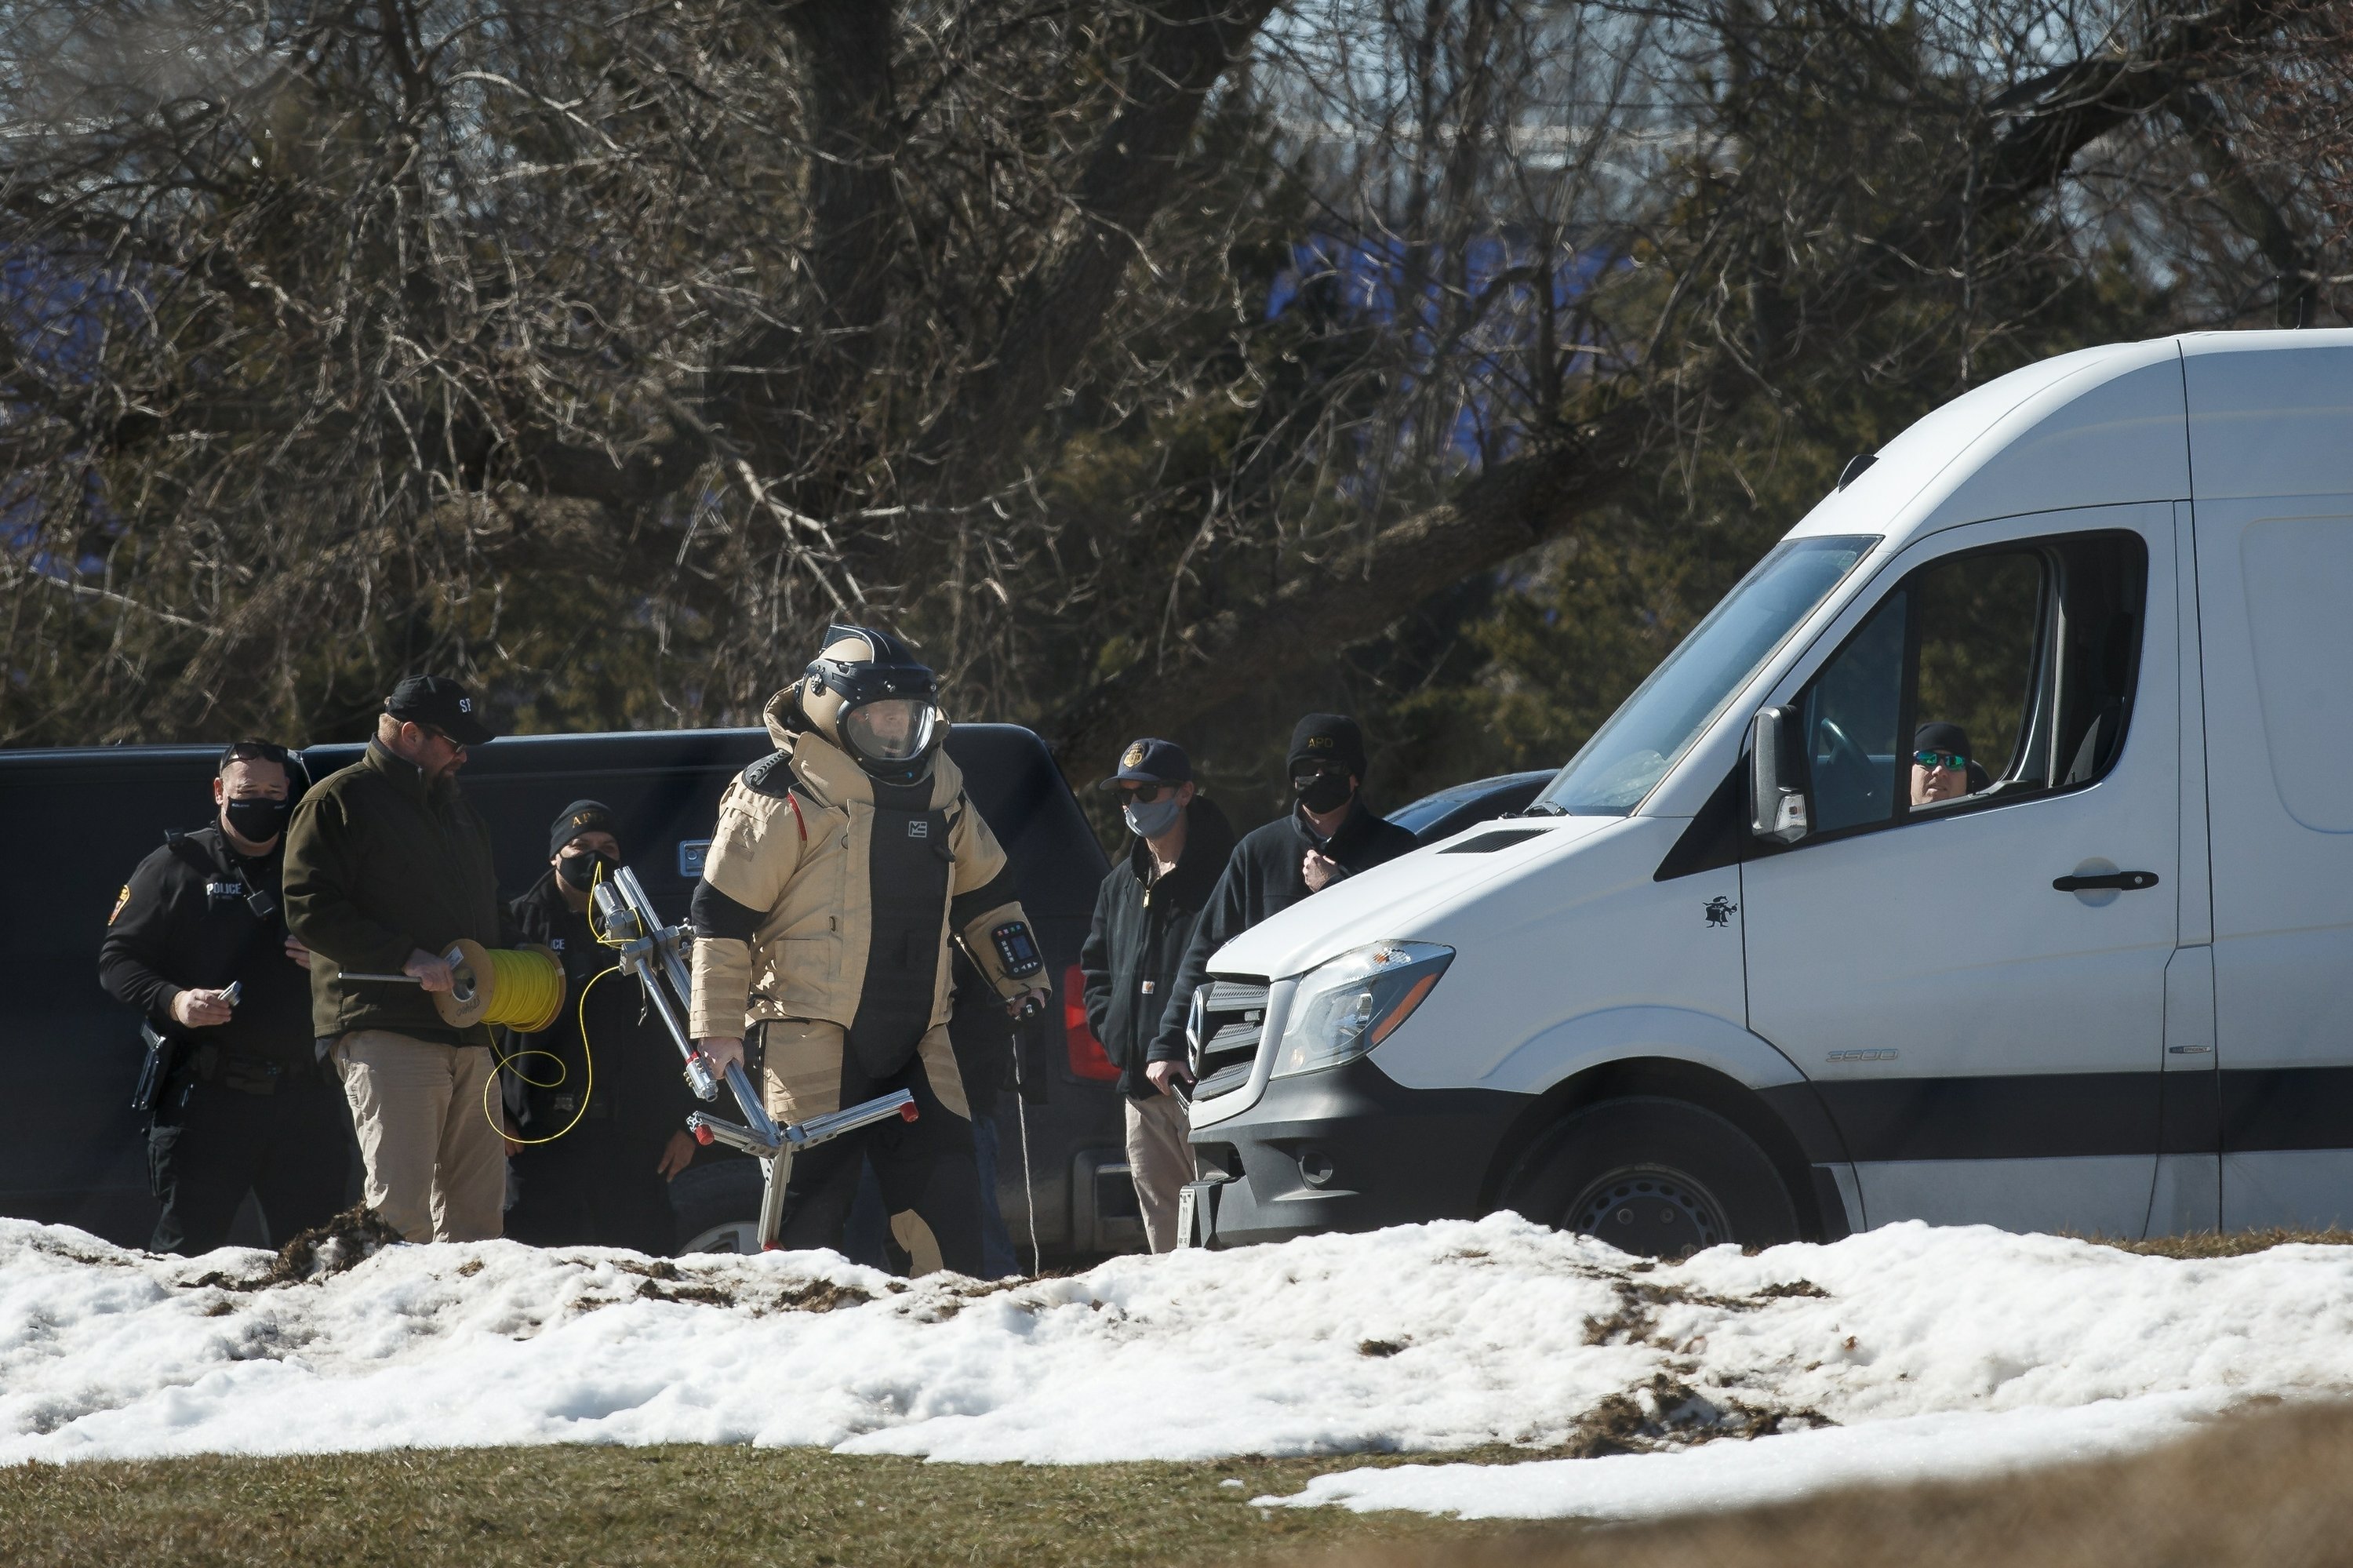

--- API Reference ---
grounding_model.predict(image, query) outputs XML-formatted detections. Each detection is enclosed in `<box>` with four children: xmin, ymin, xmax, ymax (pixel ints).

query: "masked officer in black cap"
<box><xmin>99</xmin><ymin>740</ymin><xmax>350</xmax><ymax>1253</ymax></box>
<box><xmin>1079</xmin><ymin>738</ymin><xmax>1235</xmax><ymax>1252</ymax></box>
<box><xmin>500</xmin><ymin>800</ymin><xmax>698</xmax><ymax>1253</ymax></box>
<box><xmin>1147</xmin><ymin>714</ymin><xmax>1417</xmax><ymax>1096</ymax></box>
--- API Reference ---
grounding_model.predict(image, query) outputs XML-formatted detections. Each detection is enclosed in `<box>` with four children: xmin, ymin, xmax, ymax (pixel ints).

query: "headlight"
<box><xmin>1271</xmin><ymin>940</ymin><xmax>1453</xmax><ymax>1079</ymax></box>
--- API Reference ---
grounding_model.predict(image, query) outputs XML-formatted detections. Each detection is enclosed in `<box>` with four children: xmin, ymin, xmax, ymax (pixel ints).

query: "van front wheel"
<box><xmin>1503</xmin><ymin>1097</ymin><xmax>1800</xmax><ymax>1257</ymax></box>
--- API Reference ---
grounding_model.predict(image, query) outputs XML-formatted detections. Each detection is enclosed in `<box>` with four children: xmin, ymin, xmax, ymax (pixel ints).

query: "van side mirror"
<box><xmin>1750</xmin><ymin>708</ymin><xmax>1809</xmax><ymax>844</ymax></box>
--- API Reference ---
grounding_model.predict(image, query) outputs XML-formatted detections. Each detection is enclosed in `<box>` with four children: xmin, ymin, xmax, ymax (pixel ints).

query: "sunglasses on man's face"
<box><xmin>1914</xmin><ymin>750</ymin><xmax>1967</xmax><ymax>771</ymax></box>
<box><xmin>1121</xmin><ymin>782</ymin><xmax>1173</xmax><ymax>804</ymax></box>
<box><xmin>422</xmin><ymin>726</ymin><xmax>467</xmax><ymax>754</ymax></box>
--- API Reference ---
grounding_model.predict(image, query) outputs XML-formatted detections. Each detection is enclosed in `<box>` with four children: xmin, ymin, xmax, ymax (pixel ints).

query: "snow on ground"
<box><xmin>5</xmin><ymin>1212</ymin><xmax>2353</xmax><ymax>1524</ymax></box>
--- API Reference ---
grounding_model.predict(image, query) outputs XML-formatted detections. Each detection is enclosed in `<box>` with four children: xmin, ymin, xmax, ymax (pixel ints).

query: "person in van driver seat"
<box><xmin>98</xmin><ymin>740</ymin><xmax>347</xmax><ymax>1254</ymax></box>
<box><xmin>686</xmin><ymin>625</ymin><xmax>1053</xmax><ymax>1275</ymax></box>
<box><xmin>500</xmin><ymin>801</ymin><xmax>698</xmax><ymax>1254</ymax></box>
<box><xmin>1145</xmin><ymin>714</ymin><xmax>1417</xmax><ymax>1097</ymax></box>
<box><xmin>1911</xmin><ymin>722</ymin><xmax>1988</xmax><ymax>807</ymax></box>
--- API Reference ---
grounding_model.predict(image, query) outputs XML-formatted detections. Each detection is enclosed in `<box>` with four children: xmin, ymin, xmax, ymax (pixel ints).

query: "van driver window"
<box><xmin>1790</xmin><ymin>532</ymin><xmax>2147</xmax><ymax>840</ymax></box>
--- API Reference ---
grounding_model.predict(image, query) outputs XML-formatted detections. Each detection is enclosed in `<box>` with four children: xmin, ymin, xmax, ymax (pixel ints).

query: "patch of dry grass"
<box><xmin>12</xmin><ymin>1399</ymin><xmax>2353</xmax><ymax>1568</ymax></box>
<box><xmin>2083</xmin><ymin>1228</ymin><xmax>2353</xmax><ymax>1259</ymax></box>
<box><xmin>0</xmin><ymin>1439</ymin><xmax>1563</xmax><ymax>1568</ymax></box>
<box><xmin>1309</xmin><ymin>1395</ymin><xmax>2353</xmax><ymax>1568</ymax></box>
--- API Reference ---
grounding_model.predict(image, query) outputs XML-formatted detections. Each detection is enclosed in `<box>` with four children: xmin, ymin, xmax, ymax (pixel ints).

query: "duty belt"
<box><xmin>192</xmin><ymin>1043</ymin><xmax>307</xmax><ymax>1095</ymax></box>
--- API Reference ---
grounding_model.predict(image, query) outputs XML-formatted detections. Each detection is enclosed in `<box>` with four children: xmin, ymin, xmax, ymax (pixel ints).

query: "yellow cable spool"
<box><xmin>434</xmin><ymin>939</ymin><xmax>567</xmax><ymax>1032</ymax></box>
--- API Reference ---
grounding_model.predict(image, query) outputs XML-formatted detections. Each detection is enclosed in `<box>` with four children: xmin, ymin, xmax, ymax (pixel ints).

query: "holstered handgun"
<box><xmin>131</xmin><ymin>1021</ymin><xmax>175</xmax><ymax>1114</ymax></box>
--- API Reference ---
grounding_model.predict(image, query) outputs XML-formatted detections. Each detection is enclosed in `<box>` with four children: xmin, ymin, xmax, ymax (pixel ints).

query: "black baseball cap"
<box><xmin>1097</xmin><ymin>737</ymin><xmax>1192</xmax><ymax>791</ymax></box>
<box><xmin>385</xmin><ymin>675</ymin><xmax>497</xmax><ymax>747</ymax></box>
<box><xmin>1288</xmin><ymin>713</ymin><xmax>1366</xmax><ymax>777</ymax></box>
<box><xmin>549</xmin><ymin>799</ymin><xmax>619</xmax><ymax>858</ymax></box>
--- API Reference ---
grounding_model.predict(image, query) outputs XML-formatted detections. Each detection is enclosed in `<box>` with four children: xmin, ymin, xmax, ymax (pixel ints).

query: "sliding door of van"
<box><xmin>2174</xmin><ymin>336</ymin><xmax>2353</xmax><ymax>1231</ymax></box>
<box><xmin>2193</xmin><ymin>502</ymin><xmax>2353</xmax><ymax>1228</ymax></box>
<box><xmin>1743</xmin><ymin>506</ymin><xmax>2178</xmax><ymax>1237</ymax></box>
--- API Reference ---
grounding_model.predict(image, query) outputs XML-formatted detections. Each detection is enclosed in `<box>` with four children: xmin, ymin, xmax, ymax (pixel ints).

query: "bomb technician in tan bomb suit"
<box><xmin>686</xmin><ymin>626</ymin><xmax>1052</xmax><ymax>1275</ymax></box>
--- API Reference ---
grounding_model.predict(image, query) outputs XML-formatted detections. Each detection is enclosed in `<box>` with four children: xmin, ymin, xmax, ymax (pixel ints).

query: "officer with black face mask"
<box><xmin>1147</xmin><ymin>714</ymin><xmax>1417</xmax><ymax>1096</ymax></box>
<box><xmin>99</xmin><ymin>740</ymin><xmax>351</xmax><ymax>1254</ymax></box>
<box><xmin>1078</xmin><ymin>738</ymin><xmax>1235</xmax><ymax>1251</ymax></box>
<box><xmin>500</xmin><ymin>801</ymin><xmax>698</xmax><ymax>1253</ymax></box>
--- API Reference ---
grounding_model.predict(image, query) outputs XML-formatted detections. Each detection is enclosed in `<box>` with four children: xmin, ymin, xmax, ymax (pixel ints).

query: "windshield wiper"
<box><xmin>1514</xmin><ymin>802</ymin><xmax>1569</xmax><ymax>817</ymax></box>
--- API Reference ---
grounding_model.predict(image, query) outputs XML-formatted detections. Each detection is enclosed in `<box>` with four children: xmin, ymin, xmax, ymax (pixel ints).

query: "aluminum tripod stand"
<box><xmin>591</xmin><ymin>865</ymin><xmax>915</xmax><ymax>1249</ymax></box>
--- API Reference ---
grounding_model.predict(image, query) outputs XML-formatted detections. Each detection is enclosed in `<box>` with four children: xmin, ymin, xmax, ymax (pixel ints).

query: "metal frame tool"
<box><xmin>589</xmin><ymin>865</ymin><xmax>915</xmax><ymax>1249</ymax></box>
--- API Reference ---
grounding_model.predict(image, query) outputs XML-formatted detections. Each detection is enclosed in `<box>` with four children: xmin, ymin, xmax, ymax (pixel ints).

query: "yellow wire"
<box><xmin>484</xmin><ymin>860</ymin><xmax>629</xmax><ymax>1149</ymax></box>
<box><xmin>486</xmin><ymin>962</ymin><xmax>620</xmax><ymax>1148</ymax></box>
<box><xmin>480</xmin><ymin>857</ymin><xmax>664</xmax><ymax>1148</ymax></box>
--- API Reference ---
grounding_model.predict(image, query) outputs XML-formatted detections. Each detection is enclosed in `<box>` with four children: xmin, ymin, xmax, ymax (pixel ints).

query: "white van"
<box><xmin>1181</xmin><ymin>329</ymin><xmax>2353</xmax><ymax>1254</ymax></box>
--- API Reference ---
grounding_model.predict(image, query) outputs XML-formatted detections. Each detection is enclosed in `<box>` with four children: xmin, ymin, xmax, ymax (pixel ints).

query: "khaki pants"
<box><xmin>333</xmin><ymin>1030</ymin><xmax>506</xmax><ymax>1243</ymax></box>
<box><xmin>1125</xmin><ymin>1090</ymin><xmax>1194</xmax><ymax>1253</ymax></box>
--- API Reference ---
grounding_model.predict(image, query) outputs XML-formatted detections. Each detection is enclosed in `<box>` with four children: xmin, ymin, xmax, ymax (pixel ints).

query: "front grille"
<box><xmin>1190</xmin><ymin>977</ymin><xmax>1268</xmax><ymax>1097</ymax></box>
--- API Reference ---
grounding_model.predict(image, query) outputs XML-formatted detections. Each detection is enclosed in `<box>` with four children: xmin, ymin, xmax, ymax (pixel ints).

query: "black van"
<box><xmin>3</xmin><ymin>724</ymin><xmax>1133</xmax><ymax>1259</ymax></box>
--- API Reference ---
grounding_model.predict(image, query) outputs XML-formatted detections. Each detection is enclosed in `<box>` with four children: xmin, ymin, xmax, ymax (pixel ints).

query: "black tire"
<box><xmin>1502</xmin><ymin>1096</ymin><xmax>1800</xmax><ymax>1257</ymax></box>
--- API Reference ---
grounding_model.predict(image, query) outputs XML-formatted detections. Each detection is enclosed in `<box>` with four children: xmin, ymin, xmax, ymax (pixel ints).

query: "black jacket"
<box><xmin>98</xmin><ymin>824</ymin><xmax>315</xmax><ymax>1071</ymax></box>
<box><xmin>1079</xmin><ymin>799</ymin><xmax>1238</xmax><ymax>1099</ymax></box>
<box><xmin>503</xmin><ymin>872</ymin><xmax>693</xmax><ymax>1145</ymax></box>
<box><xmin>284</xmin><ymin>740</ymin><xmax>517</xmax><ymax>1045</ymax></box>
<box><xmin>1148</xmin><ymin>797</ymin><xmax>1418</xmax><ymax>1064</ymax></box>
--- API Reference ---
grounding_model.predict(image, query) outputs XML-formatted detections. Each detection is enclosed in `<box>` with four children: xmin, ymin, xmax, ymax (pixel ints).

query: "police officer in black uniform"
<box><xmin>98</xmin><ymin>740</ymin><xmax>351</xmax><ymax>1253</ymax></box>
<box><xmin>500</xmin><ymin>801</ymin><xmax>697</xmax><ymax>1253</ymax></box>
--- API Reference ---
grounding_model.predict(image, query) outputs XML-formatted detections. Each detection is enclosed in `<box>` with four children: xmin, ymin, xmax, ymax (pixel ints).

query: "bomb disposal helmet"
<box><xmin>798</xmin><ymin>624</ymin><xmax>941</xmax><ymax>783</ymax></box>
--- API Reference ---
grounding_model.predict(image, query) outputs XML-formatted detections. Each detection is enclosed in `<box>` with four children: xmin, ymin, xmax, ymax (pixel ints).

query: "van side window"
<box><xmin>1915</xmin><ymin>551</ymin><xmax>2047</xmax><ymax>802</ymax></box>
<box><xmin>1786</xmin><ymin>531</ymin><xmax>2147</xmax><ymax>842</ymax></box>
<box><xmin>1802</xmin><ymin>594</ymin><xmax>1907</xmax><ymax>833</ymax></box>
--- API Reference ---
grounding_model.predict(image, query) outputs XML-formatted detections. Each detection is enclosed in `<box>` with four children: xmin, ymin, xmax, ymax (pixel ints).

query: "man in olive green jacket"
<box><xmin>284</xmin><ymin>676</ymin><xmax>516</xmax><ymax>1242</ymax></box>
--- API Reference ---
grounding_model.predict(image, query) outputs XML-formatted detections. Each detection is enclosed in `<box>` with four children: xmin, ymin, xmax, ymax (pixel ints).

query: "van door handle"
<box><xmin>2052</xmin><ymin>870</ymin><xmax>2159</xmax><ymax>893</ymax></box>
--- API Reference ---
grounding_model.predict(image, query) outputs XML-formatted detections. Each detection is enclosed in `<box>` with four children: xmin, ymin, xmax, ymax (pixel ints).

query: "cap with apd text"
<box><xmin>1287</xmin><ymin>713</ymin><xmax>1366</xmax><ymax>778</ymax></box>
<box><xmin>385</xmin><ymin>675</ymin><xmax>497</xmax><ymax>748</ymax></box>
<box><xmin>548</xmin><ymin>799</ymin><xmax>618</xmax><ymax>859</ymax></box>
<box><xmin>1097</xmin><ymin>737</ymin><xmax>1192</xmax><ymax>791</ymax></box>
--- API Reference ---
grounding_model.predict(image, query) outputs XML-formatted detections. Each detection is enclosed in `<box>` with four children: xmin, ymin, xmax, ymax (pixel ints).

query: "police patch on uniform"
<box><xmin>1123</xmin><ymin>742</ymin><xmax>1147</xmax><ymax>769</ymax></box>
<box><xmin>107</xmin><ymin>884</ymin><xmax>130</xmax><ymax>926</ymax></box>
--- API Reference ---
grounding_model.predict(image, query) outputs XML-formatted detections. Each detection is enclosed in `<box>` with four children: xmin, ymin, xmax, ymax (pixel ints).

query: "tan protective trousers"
<box><xmin>333</xmin><ymin>1030</ymin><xmax>506</xmax><ymax>1242</ymax></box>
<box><xmin>758</xmin><ymin>1018</ymin><xmax>969</xmax><ymax>1124</ymax></box>
<box><xmin>1125</xmin><ymin>1090</ymin><xmax>1194</xmax><ymax>1253</ymax></box>
<box><xmin>758</xmin><ymin>1018</ymin><xmax>978</xmax><ymax>1275</ymax></box>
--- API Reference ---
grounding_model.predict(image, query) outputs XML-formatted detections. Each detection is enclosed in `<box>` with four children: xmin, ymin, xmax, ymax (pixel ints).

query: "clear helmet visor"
<box><xmin>842</xmin><ymin>697</ymin><xmax>936</xmax><ymax>763</ymax></box>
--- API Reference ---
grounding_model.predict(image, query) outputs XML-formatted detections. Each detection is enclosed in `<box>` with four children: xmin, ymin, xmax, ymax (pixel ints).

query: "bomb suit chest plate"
<box><xmin>846</xmin><ymin>779</ymin><xmax>955</xmax><ymax>1074</ymax></box>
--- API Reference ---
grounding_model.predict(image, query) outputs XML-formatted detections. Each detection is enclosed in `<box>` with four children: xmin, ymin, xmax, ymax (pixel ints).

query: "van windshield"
<box><xmin>1529</xmin><ymin>534</ymin><xmax>1878</xmax><ymax>817</ymax></box>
